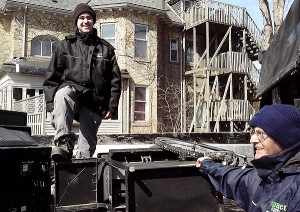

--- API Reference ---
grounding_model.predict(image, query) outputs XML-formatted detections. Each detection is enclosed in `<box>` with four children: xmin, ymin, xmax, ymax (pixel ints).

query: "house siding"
<box><xmin>26</xmin><ymin>12</ymin><xmax>74</xmax><ymax>57</ymax></box>
<box><xmin>0</xmin><ymin>3</ymin><xmax>183</xmax><ymax>134</ymax></box>
<box><xmin>99</xmin><ymin>10</ymin><xmax>160</xmax><ymax>133</ymax></box>
<box><xmin>157</xmin><ymin>23</ymin><xmax>182</xmax><ymax>132</ymax></box>
<box><xmin>0</xmin><ymin>14</ymin><xmax>13</xmax><ymax>64</ymax></box>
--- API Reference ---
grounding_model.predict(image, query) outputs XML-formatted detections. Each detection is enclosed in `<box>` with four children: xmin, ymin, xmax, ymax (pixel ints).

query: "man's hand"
<box><xmin>195</xmin><ymin>157</ymin><xmax>211</xmax><ymax>168</ymax></box>
<box><xmin>49</xmin><ymin>110</ymin><xmax>56</xmax><ymax>129</ymax></box>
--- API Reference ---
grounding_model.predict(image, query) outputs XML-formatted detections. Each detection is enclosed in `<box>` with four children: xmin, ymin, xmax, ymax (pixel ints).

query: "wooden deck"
<box><xmin>186</xmin><ymin>52</ymin><xmax>260</xmax><ymax>88</ymax></box>
<box><xmin>184</xmin><ymin>1</ymin><xmax>261</xmax><ymax>46</ymax></box>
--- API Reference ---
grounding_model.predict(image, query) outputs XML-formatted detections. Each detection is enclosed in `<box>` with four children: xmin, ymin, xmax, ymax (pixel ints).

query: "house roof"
<box><xmin>1</xmin><ymin>0</ymin><xmax>83</xmax><ymax>14</ymax></box>
<box><xmin>1</xmin><ymin>57</ymin><xmax>50</xmax><ymax>76</ymax></box>
<box><xmin>0</xmin><ymin>57</ymin><xmax>131</xmax><ymax>79</ymax></box>
<box><xmin>0</xmin><ymin>0</ymin><xmax>183</xmax><ymax>25</ymax></box>
<box><xmin>89</xmin><ymin>0</ymin><xmax>165</xmax><ymax>11</ymax></box>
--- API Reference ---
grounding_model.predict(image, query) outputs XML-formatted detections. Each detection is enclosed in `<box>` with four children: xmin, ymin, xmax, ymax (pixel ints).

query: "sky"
<box><xmin>216</xmin><ymin>0</ymin><xmax>294</xmax><ymax>30</ymax></box>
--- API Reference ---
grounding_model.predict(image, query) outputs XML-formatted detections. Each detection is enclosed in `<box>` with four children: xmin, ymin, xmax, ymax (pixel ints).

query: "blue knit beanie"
<box><xmin>249</xmin><ymin>104</ymin><xmax>300</xmax><ymax>149</ymax></box>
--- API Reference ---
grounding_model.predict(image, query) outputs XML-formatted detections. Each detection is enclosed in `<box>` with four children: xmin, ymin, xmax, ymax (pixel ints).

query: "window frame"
<box><xmin>134</xmin><ymin>24</ymin><xmax>148</xmax><ymax>59</ymax></box>
<box><xmin>12</xmin><ymin>87</ymin><xmax>23</xmax><ymax>101</ymax></box>
<box><xmin>133</xmin><ymin>86</ymin><xmax>149</xmax><ymax>122</ymax></box>
<box><xmin>100</xmin><ymin>22</ymin><xmax>116</xmax><ymax>48</ymax></box>
<box><xmin>170</xmin><ymin>38</ymin><xmax>179</xmax><ymax>62</ymax></box>
<box><xmin>184</xmin><ymin>0</ymin><xmax>192</xmax><ymax>10</ymax></box>
<box><xmin>186</xmin><ymin>40</ymin><xmax>194</xmax><ymax>66</ymax></box>
<box><xmin>31</xmin><ymin>35</ymin><xmax>58</xmax><ymax>57</ymax></box>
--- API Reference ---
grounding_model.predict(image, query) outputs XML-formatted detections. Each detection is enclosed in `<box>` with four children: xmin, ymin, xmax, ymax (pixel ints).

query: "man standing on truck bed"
<box><xmin>43</xmin><ymin>3</ymin><xmax>121</xmax><ymax>161</ymax></box>
<box><xmin>196</xmin><ymin>104</ymin><xmax>300</xmax><ymax>212</ymax></box>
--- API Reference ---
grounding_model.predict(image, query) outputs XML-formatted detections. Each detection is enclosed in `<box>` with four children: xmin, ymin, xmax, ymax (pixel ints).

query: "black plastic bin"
<box><xmin>0</xmin><ymin>126</ymin><xmax>52</xmax><ymax>212</ymax></box>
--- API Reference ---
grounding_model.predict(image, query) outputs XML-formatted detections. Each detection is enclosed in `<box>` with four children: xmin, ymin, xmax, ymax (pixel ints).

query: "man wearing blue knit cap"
<box><xmin>196</xmin><ymin>104</ymin><xmax>300</xmax><ymax>212</ymax></box>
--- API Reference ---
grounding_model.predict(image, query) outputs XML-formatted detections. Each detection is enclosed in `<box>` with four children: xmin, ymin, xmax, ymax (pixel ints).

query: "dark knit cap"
<box><xmin>73</xmin><ymin>3</ymin><xmax>96</xmax><ymax>25</ymax></box>
<box><xmin>249</xmin><ymin>104</ymin><xmax>300</xmax><ymax>149</ymax></box>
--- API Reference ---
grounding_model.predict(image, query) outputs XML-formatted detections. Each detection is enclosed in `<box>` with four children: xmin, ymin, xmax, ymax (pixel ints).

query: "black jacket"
<box><xmin>43</xmin><ymin>29</ymin><xmax>121</xmax><ymax>117</ymax></box>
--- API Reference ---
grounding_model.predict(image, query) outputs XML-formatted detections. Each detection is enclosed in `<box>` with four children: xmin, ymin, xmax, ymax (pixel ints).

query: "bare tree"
<box><xmin>260</xmin><ymin>0</ymin><xmax>293</xmax><ymax>49</ymax></box>
<box><xmin>157</xmin><ymin>77</ymin><xmax>182</xmax><ymax>132</ymax></box>
<box><xmin>157</xmin><ymin>76</ymin><xmax>194</xmax><ymax>133</ymax></box>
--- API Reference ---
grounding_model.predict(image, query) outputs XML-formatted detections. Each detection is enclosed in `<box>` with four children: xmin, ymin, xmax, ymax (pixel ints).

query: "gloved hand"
<box><xmin>195</xmin><ymin>157</ymin><xmax>211</xmax><ymax>168</ymax></box>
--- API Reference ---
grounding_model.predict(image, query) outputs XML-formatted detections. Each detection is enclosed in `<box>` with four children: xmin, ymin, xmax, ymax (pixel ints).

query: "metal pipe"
<box><xmin>126</xmin><ymin>78</ymin><xmax>130</xmax><ymax>133</ymax></box>
<box><xmin>181</xmin><ymin>30</ymin><xmax>186</xmax><ymax>132</ymax></box>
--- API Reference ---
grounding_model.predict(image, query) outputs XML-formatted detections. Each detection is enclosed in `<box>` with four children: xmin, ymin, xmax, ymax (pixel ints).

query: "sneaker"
<box><xmin>51</xmin><ymin>137</ymin><xmax>73</xmax><ymax>161</ymax></box>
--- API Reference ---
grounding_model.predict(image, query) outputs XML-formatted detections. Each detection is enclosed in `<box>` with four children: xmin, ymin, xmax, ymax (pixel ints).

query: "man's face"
<box><xmin>77</xmin><ymin>12</ymin><xmax>94</xmax><ymax>33</ymax></box>
<box><xmin>250</xmin><ymin>127</ymin><xmax>284</xmax><ymax>159</ymax></box>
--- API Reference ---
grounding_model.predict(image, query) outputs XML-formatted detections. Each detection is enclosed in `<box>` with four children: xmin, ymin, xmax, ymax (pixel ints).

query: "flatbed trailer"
<box><xmin>0</xmin><ymin>110</ymin><xmax>252</xmax><ymax>212</ymax></box>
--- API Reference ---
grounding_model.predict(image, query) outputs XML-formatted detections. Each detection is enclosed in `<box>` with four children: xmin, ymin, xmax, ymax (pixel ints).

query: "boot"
<box><xmin>51</xmin><ymin>136</ymin><xmax>73</xmax><ymax>161</ymax></box>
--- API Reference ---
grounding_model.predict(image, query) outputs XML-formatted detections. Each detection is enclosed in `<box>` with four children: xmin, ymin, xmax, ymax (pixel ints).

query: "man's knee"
<box><xmin>54</xmin><ymin>86</ymin><xmax>78</xmax><ymax>111</ymax></box>
<box><xmin>55</xmin><ymin>86</ymin><xmax>75</xmax><ymax>98</ymax></box>
<box><xmin>75</xmin><ymin>149</ymin><xmax>94</xmax><ymax>158</ymax></box>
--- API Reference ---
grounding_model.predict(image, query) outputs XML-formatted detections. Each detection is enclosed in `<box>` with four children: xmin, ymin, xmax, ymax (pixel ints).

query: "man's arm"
<box><xmin>43</xmin><ymin>42</ymin><xmax>66</xmax><ymax>112</ymax></box>
<box><xmin>108</xmin><ymin>52</ymin><xmax>121</xmax><ymax>117</ymax></box>
<box><xmin>197</xmin><ymin>159</ymin><xmax>257</xmax><ymax>210</ymax></box>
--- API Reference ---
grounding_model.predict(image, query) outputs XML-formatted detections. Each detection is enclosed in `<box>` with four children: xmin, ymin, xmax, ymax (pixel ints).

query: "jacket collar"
<box><xmin>251</xmin><ymin>142</ymin><xmax>300</xmax><ymax>179</ymax></box>
<box><xmin>75</xmin><ymin>28</ymin><xmax>99</xmax><ymax>45</ymax></box>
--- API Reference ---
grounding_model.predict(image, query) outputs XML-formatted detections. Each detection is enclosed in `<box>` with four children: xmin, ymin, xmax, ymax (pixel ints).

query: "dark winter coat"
<box><xmin>199</xmin><ymin>143</ymin><xmax>300</xmax><ymax>212</ymax></box>
<box><xmin>43</xmin><ymin>29</ymin><xmax>121</xmax><ymax>117</ymax></box>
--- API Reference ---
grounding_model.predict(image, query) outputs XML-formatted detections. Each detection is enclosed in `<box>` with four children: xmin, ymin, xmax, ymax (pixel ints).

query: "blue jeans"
<box><xmin>52</xmin><ymin>86</ymin><xmax>102</xmax><ymax>158</ymax></box>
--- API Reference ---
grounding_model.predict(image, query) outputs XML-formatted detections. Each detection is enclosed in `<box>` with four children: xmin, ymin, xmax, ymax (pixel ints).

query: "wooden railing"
<box><xmin>184</xmin><ymin>0</ymin><xmax>261</xmax><ymax>46</ymax></box>
<box><xmin>13</xmin><ymin>94</ymin><xmax>45</xmax><ymax>135</ymax></box>
<box><xmin>13</xmin><ymin>94</ymin><xmax>123</xmax><ymax>135</ymax></box>
<box><xmin>197</xmin><ymin>52</ymin><xmax>260</xmax><ymax>87</ymax></box>
<box><xmin>208</xmin><ymin>99</ymin><xmax>255</xmax><ymax>122</ymax></box>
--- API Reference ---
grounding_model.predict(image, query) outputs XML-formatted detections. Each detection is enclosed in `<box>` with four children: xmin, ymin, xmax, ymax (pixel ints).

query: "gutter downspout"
<box><xmin>22</xmin><ymin>6</ymin><xmax>27</xmax><ymax>57</ymax></box>
<box><xmin>126</xmin><ymin>78</ymin><xmax>130</xmax><ymax>133</ymax></box>
<box><xmin>181</xmin><ymin>28</ymin><xmax>186</xmax><ymax>132</ymax></box>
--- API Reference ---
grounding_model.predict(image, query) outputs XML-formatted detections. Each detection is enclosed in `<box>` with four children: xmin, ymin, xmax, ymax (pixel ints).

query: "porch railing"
<box><xmin>184</xmin><ymin>0</ymin><xmax>261</xmax><ymax>46</ymax></box>
<box><xmin>197</xmin><ymin>52</ymin><xmax>260</xmax><ymax>88</ymax></box>
<box><xmin>13</xmin><ymin>94</ymin><xmax>45</xmax><ymax>135</ymax></box>
<box><xmin>13</xmin><ymin>94</ymin><xmax>123</xmax><ymax>135</ymax></box>
<box><xmin>196</xmin><ymin>52</ymin><xmax>260</xmax><ymax>87</ymax></box>
<box><xmin>208</xmin><ymin>99</ymin><xmax>255</xmax><ymax>122</ymax></box>
<box><xmin>212</xmin><ymin>52</ymin><xmax>260</xmax><ymax>87</ymax></box>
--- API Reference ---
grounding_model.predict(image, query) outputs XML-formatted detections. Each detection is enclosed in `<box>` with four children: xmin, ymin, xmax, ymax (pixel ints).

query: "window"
<box><xmin>170</xmin><ymin>38</ymin><xmax>179</xmax><ymax>62</ymax></box>
<box><xmin>101</xmin><ymin>23</ymin><xmax>116</xmax><ymax>48</ymax></box>
<box><xmin>13</xmin><ymin>88</ymin><xmax>23</xmax><ymax>101</ymax></box>
<box><xmin>134</xmin><ymin>86</ymin><xmax>148</xmax><ymax>121</ymax></box>
<box><xmin>26</xmin><ymin>89</ymin><xmax>35</xmax><ymax>98</ymax></box>
<box><xmin>134</xmin><ymin>24</ymin><xmax>148</xmax><ymax>59</ymax></box>
<box><xmin>13</xmin><ymin>88</ymin><xmax>41</xmax><ymax>100</ymax></box>
<box><xmin>184</xmin><ymin>0</ymin><xmax>192</xmax><ymax>10</ymax></box>
<box><xmin>186</xmin><ymin>41</ymin><xmax>194</xmax><ymax>65</ymax></box>
<box><xmin>31</xmin><ymin>35</ymin><xmax>58</xmax><ymax>56</ymax></box>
